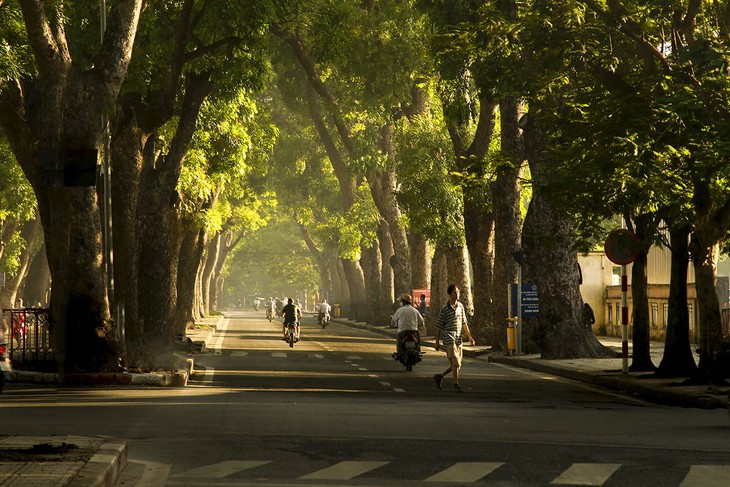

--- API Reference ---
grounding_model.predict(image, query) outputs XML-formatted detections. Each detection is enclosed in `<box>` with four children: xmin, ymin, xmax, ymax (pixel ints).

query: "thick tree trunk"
<box><xmin>360</xmin><ymin>239</ymin><xmax>380</xmax><ymax>324</ymax></box>
<box><xmin>657</xmin><ymin>225</ymin><xmax>697</xmax><ymax>377</ymax></box>
<box><xmin>22</xmin><ymin>242</ymin><xmax>50</xmax><ymax>307</ymax></box>
<box><xmin>463</xmin><ymin>197</ymin><xmax>494</xmax><ymax>345</ymax></box>
<box><xmin>629</xmin><ymin>214</ymin><xmax>656</xmax><ymax>371</ymax></box>
<box><xmin>0</xmin><ymin>217</ymin><xmax>41</xmax><ymax>309</ymax></box>
<box><xmin>691</xmin><ymin>240</ymin><xmax>724</xmax><ymax>383</ymax></box>
<box><xmin>176</xmin><ymin>228</ymin><xmax>207</xmax><ymax>333</ymax></box>
<box><xmin>425</xmin><ymin>244</ymin><xmax>448</xmax><ymax>336</ymax></box>
<box><xmin>342</xmin><ymin>258</ymin><xmax>368</xmax><ymax>321</ymax></box>
<box><xmin>110</xmin><ymin>108</ymin><xmax>147</xmax><ymax>367</ymax></box>
<box><xmin>491</xmin><ymin>97</ymin><xmax>524</xmax><ymax>349</ymax></box>
<box><xmin>521</xmin><ymin>111</ymin><xmax>613</xmax><ymax>359</ymax></box>
<box><xmin>376</xmin><ymin>222</ymin><xmax>395</xmax><ymax>326</ymax></box>
<box><xmin>202</xmin><ymin>233</ymin><xmax>221</xmax><ymax>315</ymax></box>
<box><xmin>444</xmin><ymin>243</ymin><xmax>474</xmax><ymax>316</ymax></box>
<box><xmin>334</xmin><ymin>258</ymin><xmax>351</xmax><ymax>314</ymax></box>
<box><xmin>371</xmin><ymin>124</ymin><xmax>411</xmax><ymax>297</ymax></box>
<box><xmin>408</xmin><ymin>232</ymin><xmax>430</xmax><ymax>289</ymax></box>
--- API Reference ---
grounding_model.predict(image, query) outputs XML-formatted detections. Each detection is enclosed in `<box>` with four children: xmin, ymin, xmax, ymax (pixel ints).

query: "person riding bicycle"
<box><xmin>391</xmin><ymin>293</ymin><xmax>424</xmax><ymax>358</ymax></box>
<box><xmin>318</xmin><ymin>298</ymin><xmax>331</xmax><ymax>325</ymax></box>
<box><xmin>281</xmin><ymin>298</ymin><xmax>302</xmax><ymax>341</ymax></box>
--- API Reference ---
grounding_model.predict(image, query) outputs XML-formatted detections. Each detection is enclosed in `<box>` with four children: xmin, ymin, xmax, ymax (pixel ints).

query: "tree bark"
<box><xmin>491</xmin><ymin>97</ymin><xmax>524</xmax><ymax>349</ymax></box>
<box><xmin>202</xmin><ymin>233</ymin><xmax>222</xmax><ymax>316</ymax></box>
<box><xmin>521</xmin><ymin>111</ymin><xmax>613</xmax><ymax>359</ymax></box>
<box><xmin>376</xmin><ymin>222</ymin><xmax>395</xmax><ymax>325</ymax></box>
<box><xmin>691</xmin><ymin>240</ymin><xmax>724</xmax><ymax>383</ymax></box>
<box><xmin>628</xmin><ymin>214</ymin><xmax>657</xmax><ymax>371</ymax></box>
<box><xmin>408</xmin><ymin>232</ymin><xmax>431</xmax><ymax>289</ymax></box>
<box><xmin>425</xmin><ymin>244</ymin><xmax>447</xmax><ymax>336</ymax></box>
<box><xmin>444</xmin><ymin>243</ymin><xmax>474</xmax><ymax>316</ymax></box>
<box><xmin>22</xmin><ymin>242</ymin><xmax>50</xmax><ymax>307</ymax></box>
<box><xmin>2</xmin><ymin>0</ymin><xmax>143</xmax><ymax>376</ymax></box>
<box><xmin>360</xmin><ymin>240</ymin><xmax>381</xmax><ymax>324</ymax></box>
<box><xmin>657</xmin><ymin>225</ymin><xmax>697</xmax><ymax>377</ymax></box>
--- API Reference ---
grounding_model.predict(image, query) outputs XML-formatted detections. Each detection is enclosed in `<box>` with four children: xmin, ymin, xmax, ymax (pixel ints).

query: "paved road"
<box><xmin>2</xmin><ymin>311</ymin><xmax>729</xmax><ymax>486</ymax></box>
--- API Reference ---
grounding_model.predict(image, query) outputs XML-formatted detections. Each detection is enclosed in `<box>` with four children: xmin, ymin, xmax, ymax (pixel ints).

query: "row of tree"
<box><xmin>1</xmin><ymin>1</ymin><xmax>728</xmax><ymax>381</ymax></box>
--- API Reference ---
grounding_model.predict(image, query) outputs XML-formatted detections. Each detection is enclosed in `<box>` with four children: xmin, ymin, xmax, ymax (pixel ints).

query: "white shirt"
<box><xmin>319</xmin><ymin>302</ymin><xmax>331</xmax><ymax>314</ymax></box>
<box><xmin>391</xmin><ymin>304</ymin><xmax>424</xmax><ymax>333</ymax></box>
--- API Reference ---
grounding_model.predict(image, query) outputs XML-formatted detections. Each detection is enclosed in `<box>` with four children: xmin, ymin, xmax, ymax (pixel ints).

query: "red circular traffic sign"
<box><xmin>604</xmin><ymin>229</ymin><xmax>641</xmax><ymax>265</ymax></box>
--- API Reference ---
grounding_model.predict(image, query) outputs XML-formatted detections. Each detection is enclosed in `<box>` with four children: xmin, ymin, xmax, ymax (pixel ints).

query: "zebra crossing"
<box><xmin>156</xmin><ymin>459</ymin><xmax>730</xmax><ymax>486</ymax></box>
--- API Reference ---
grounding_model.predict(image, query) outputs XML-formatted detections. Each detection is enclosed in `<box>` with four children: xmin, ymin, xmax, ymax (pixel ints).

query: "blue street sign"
<box><xmin>510</xmin><ymin>283</ymin><xmax>539</xmax><ymax>317</ymax></box>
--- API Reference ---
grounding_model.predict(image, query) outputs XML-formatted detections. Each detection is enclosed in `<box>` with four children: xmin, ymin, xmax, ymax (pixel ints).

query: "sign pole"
<box><xmin>621</xmin><ymin>265</ymin><xmax>629</xmax><ymax>374</ymax></box>
<box><xmin>516</xmin><ymin>263</ymin><xmax>523</xmax><ymax>355</ymax></box>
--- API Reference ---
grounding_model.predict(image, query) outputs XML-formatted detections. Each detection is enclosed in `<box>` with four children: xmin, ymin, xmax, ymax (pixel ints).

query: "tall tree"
<box><xmin>0</xmin><ymin>0</ymin><xmax>143</xmax><ymax>375</ymax></box>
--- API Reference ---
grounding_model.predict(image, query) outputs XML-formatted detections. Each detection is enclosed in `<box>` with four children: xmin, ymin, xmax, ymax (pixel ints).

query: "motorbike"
<box><xmin>318</xmin><ymin>312</ymin><xmax>330</xmax><ymax>329</ymax></box>
<box><xmin>284</xmin><ymin>321</ymin><xmax>299</xmax><ymax>348</ymax></box>
<box><xmin>393</xmin><ymin>330</ymin><xmax>422</xmax><ymax>372</ymax></box>
<box><xmin>0</xmin><ymin>334</ymin><xmax>11</xmax><ymax>393</ymax></box>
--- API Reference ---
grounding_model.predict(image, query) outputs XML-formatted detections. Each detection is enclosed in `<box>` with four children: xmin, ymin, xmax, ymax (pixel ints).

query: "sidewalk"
<box><xmin>335</xmin><ymin>316</ymin><xmax>729</xmax><ymax>410</ymax></box>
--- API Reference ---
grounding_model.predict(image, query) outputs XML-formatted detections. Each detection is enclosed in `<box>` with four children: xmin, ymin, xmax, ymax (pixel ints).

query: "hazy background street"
<box><xmin>2</xmin><ymin>311</ymin><xmax>729</xmax><ymax>486</ymax></box>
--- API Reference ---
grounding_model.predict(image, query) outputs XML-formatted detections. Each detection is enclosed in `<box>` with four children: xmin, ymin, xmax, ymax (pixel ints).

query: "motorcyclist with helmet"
<box><xmin>391</xmin><ymin>293</ymin><xmax>424</xmax><ymax>359</ymax></box>
<box><xmin>281</xmin><ymin>298</ymin><xmax>302</xmax><ymax>341</ymax></box>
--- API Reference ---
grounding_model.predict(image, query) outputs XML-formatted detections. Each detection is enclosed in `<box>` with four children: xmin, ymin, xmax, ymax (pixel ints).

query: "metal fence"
<box><xmin>2</xmin><ymin>308</ymin><xmax>54</xmax><ymax>370</ymax></box>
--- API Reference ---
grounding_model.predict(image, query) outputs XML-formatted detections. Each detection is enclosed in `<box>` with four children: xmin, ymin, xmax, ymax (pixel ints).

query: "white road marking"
<box><xmin>393</xmin><ymin>388</ymin><xmax>405</xmax><ymax>393</ymax></box>
<box><xmin>379</xmin><ymin>381</ymin><xmax>391</xmax><ymax>387</ymax></box>
<box><xmin>425</xmin><ymin>462</ymin><xmax>504</xmax><ymax>483</ymax></box>
<box><xmin>212</xmin><ymin>317</ymin><xmax>230</xmax><ymax>354</ymax></box>
<box><xmin>174</xmin><ymin>460</ymin><xmax>270</xmax><ymax>479</ymax></box>
<box><xmin>345</xmin><ymin>355</ymin><xmax>362</xmax><ymax>360</ymax></box>
<box><xmin>309</xmin><ymin>354</ymin><xmax>324</xmax><ymax>359</ymax></box>
<box><xmin>680</xmin><ymin>465</ymin><xmax>730</xmax><ymax>487</ymax></box>
<box><xmin>300</xmin><ymin>461</ymin><xmax>389</xmax><ymax>480</ymax></box>
<box><xmin>271</xmin><ymin>352</ymin><xmax>287</xmax><ymax>358</ymax></box>
<box><xmin>550</xmin><ymin>463</ymin><xmax>621</xmax><ymax>485</ymax></box>
<box><xmin>231</xmin><ymin>351</ymin><xmax>249</xmax><ymax>357</ymax></box>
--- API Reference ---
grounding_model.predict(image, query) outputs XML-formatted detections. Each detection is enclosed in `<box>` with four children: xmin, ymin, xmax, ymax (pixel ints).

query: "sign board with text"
<box><xmin>509</xmin><ymin>283</ymin><xmax>539</xmax><ymax>317</ymax></box>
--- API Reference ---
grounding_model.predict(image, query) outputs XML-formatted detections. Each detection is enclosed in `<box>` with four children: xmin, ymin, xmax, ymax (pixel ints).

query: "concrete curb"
<box><xmin>66</xmin><ymin>437</ymin><xmax>127</xmax><ymax>487</ymax></box>
<box><xmin>489</xmin><ymin>354</ymin><xmax>728</xmax><ymax>409</ymax></box>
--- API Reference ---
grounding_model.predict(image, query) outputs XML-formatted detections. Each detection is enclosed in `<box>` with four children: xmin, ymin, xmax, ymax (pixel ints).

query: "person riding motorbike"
<box><xmin>391</xmin><ymin>293</ymin><xmax>424</xmax><ymax>358</ymax></box>
<box><xmin>318</xmin><ymin>298</ymin><xmax>331</xmax><ymax>326</ymax></box>
<box><xmin>281</xmin><ymin>298</ymin><xmax>302</xmax><ymax>341</ymax></box>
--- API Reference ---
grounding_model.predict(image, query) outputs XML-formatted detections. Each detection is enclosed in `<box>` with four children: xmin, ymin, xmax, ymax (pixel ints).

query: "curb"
<box><xmin>488</xmin><ymin>355</ymin><xmax>728</xmax><ymax>410</ymax></box>
<box><xmin>66</xmin><ymin>437</ymin><xmax>127</xmax><ymax>487</ymax></box>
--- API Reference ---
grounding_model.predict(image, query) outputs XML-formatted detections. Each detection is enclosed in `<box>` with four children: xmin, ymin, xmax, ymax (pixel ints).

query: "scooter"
<box><xmin>393</xmin><ymin>330</ymin><xmax>422</xmax><ymax>371</ymax></box>
<box><xmin>284</xmin><ymin>321</ymin><xmax>299</xmax><ymax>348</ymax></box>
<box><xmin>318</xmin><ymin>312</ymin><xmax>330</xmax><ymax>329</ymax></box>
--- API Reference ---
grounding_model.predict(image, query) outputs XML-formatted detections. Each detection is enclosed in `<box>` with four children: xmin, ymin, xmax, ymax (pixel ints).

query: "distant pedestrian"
<box><xmin>418</xmin><ymin>294</ymin><xmax>427</xmax><ymax>317</ymax></box>
<box><xmin>583</xmin><ymin>303</ymin><xmax>595</xmax><ymax>328</ymax></box>
<box><xmin>433</xmin><ymin>284</ymin><xmax>475</xmax><ymax>393</ymax></box>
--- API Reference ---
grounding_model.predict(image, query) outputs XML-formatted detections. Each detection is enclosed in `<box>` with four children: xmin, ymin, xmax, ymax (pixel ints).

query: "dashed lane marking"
<box><xmin>425</xmin><ymin>462</ymin><xmax>504</xmax><ymax>483</ymax></box>
<box><xmin>299</xmin><ymin>461</ymin><xmax>389</xmax><ymax>481</ymax></box>
<box><xmin>231</xmin><ymin>351</ymin><xmax>249</xmax><ymax>357</ymax></box>
<box><xmin>550</xmin><ymin>463</ymin><xmax>621</xmax><ymax>485</ymax></box>
<box><xmin>271</xmin><ymin>352</ymin><xmax>287</xmax><ymax>358</ymax></box>
<box><xmin>680</xmin><ymin>465</ymin><xmax>730</xmax><ymax>487</ymax></box>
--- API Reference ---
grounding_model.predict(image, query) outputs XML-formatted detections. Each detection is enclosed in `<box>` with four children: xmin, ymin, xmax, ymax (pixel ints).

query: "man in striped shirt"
<box><xmin>433</xmin><ymin>284</ymin><xmax>475</xmax><ymax>393</ymax></box>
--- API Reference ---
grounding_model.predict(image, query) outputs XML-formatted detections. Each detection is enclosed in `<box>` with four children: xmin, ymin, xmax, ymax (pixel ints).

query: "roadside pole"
<box><xmin>604</xmin><ymin>228</ymin><xmax>640</xmax><ymax>376</ymax></box>
<box><xmin>621</xmin><ymin>265</ymin><xmax>629</xmax><ymax>374</ymax></box>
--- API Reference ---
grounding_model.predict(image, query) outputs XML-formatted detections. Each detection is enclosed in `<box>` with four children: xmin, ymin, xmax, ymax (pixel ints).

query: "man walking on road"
<box><xmin>433</xmin><ymin>284</ymin><xmax>475</xmax><ymax>393</ymax></box>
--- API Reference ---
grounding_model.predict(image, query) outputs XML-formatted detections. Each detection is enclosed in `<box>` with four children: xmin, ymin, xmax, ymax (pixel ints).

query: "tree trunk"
<box><xmin>691</xmin><ymin>240</ymin><xmax>724</xmax><ymax>383</ymax></box>
<box><xmin>360</xmin><ymin>239</ymin><xmax>380</xmax><ymax>324</ymax></box>
<box><xmin>657</xmin><ymin>225</ymin><xmax>697</xmax><ymax>377</ymax></box>
<box><xmin>463</xmin><ymin>196</ymin><xmax>494</xmax><ymax>345</ymax></box>
<box><xmin>521</xmin><ymin>111</ymin><xmax>613</xmax><ymax>359</ymax></box>
<box><xmin>0</xmin><ymin>217</ymin><xmax>42</xmax><ymax>309</ymax></box>
<box><xmin>491</xmin><ymin>97</ymin><xmax>524</xmax><ymax>349</ymax></box>
<box><xmin>425</xmin><ymin>244</ymin><xmax>448</xmax><ymax>336</ymax></box>
<box><xmin>444</xmin><ymin>243</ymin><xmax>474</xmax><ymax>316</ymax></box>
<box><xmin>376</xmin><ymin>222</ymin><xmax>395</xmax><ymax>326</ymax></box>
<box><xmin>176</xmin><ymin>228</ymin><xmax>207</xmax><ymax>333</ymax></box>
<box><xmin>629</xmin><ymin>214</ymin><xmax>656</xmax><ymax>371</ymax></box>
<box><xmin>408</xmin><ymin>231</ymin><xmax>431</xmax><ymax>289</ymax></box>
<box><xmin>342</xmin><ymin>258</ymin><xmax>368</xmax><ymax>320</ymax></box>
<box><xmin>334</xmin><ymin>257</ymin><xmax>351</xmax><ymax>314</ymax></box>
<box><xmin>22</xmin><ymin>242</ymin><xmax>50</xmax><ymax>308</ymax></box>
<box><xmin>202</xmin><ymin>233</ymin><xmax>222</xmax><ymax>315</ymax></box>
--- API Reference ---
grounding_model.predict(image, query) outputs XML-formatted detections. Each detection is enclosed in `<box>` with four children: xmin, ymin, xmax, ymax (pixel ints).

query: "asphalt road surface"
<box><xmin>2</xmin><ymin>310</ymin><xmax>729</xmax><ymax>486</ymax></box>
